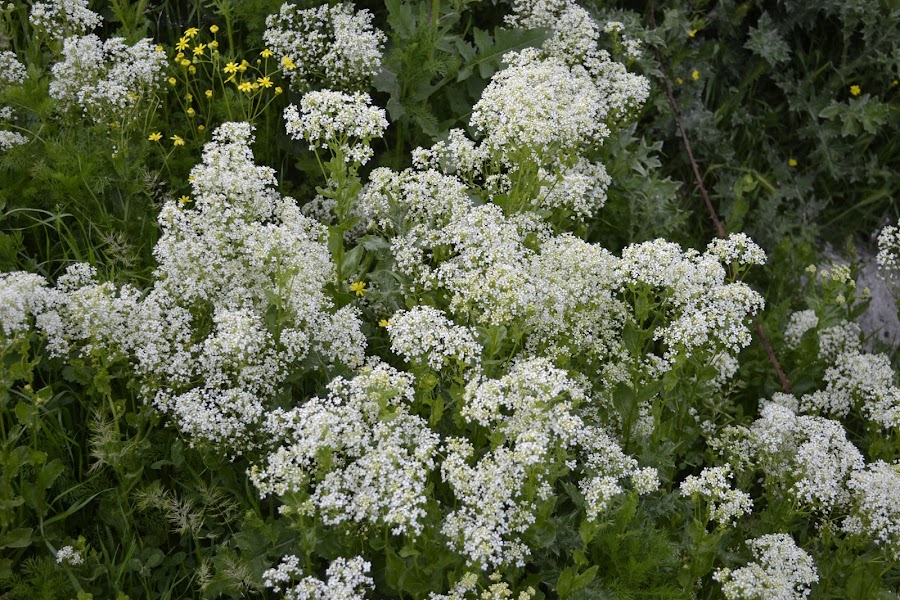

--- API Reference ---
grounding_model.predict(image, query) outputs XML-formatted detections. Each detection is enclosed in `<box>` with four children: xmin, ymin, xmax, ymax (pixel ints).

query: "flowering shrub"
<box><xmin>0</xmin><ymin>0</ymin><xmax>897</xmax><ymax>598</ymax></box>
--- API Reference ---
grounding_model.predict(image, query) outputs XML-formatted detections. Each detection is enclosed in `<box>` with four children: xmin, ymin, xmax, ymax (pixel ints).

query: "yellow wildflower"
<box><xmin>788</xmin><ymin>158</ymin><xmax>798</xmax><ymax>167</ymax></box>
<box><xmin>688</xmin><ymin>28</ymin><xmax>697</xmax><ymax>37</ymax></box>
<box><xmin>209</xmin><ymin>24</ymin><xmax>219</xmax><ymax>33</ymax></box>
<box><xmin>209</xmin><ymin>40</ymin><xmax>219</xmax><ymax>50</ymax></box>
<box><xmin>171</xmin><ymin>135</ymin><xmax>185</xmax><ymax>146</ymax></box>
<box><xmin>224</xmin><ymin>62</ymin><xmax>239</xmax><ymax>74</ymax></box>
<box><xmin>237</xmin><ymin>81</ymin><xmax>253</xmax><ymax>92</ymax></box>
<box><xmin>155</xmin><ymin>44</ymin><xmax>164</xmax><ymax>52</ymax></box>
<box><xmin>186</xmin><ymin>107</ymin><xmax>195</xmax><ymax>117</ymax></box>
<box><xmin>188</xmin><ymin>65</ymin><xmax>196</xmax><ymax>74</ymax></box>
<box><xmin>261</xmin><ymin>48</ymin><xmax>274</xmax><ymax>58</ymax></box>
<box><xmin>175</xmin><ymin>37</ymin><xmax>189</xmax><ymax>51</ymax></box>
<box><xmin>850</xmin><ymin>84</ymin><xmax>861</xmax><ymax>96</ymax></box>
<box><xmin>184</xmin><ymin>27</ymin><xmax>199</xmax><ymax>38</ymax></box>
<box><xmin>193</xmin><ymin>43</ymin><xmax>206</xmax><ymax>56</ymax></box>
<box><xmin>349</xmin><ymin>281</ymin><xmax>366</xmax><ymax>296</ymax></box>
<box><xmin>238</xmin><ymin>59</ymin><xmax>249</xmax><ymax>72</ymax></box>
<box><xmin>692</xmin><ymin>69</ymin><xmax>700</xmax><ymax>80</ymax></box>
<box><xmin>281</xmin><ymin>56</ymin><xmax>296</xmax><ymax>70</ymax></box>
<box><xmin>205</xmin><ymin>89</ymin><xmax>213</xmax><ymax>98</ymax></box>
<box><xmin>378</xmin><ymin>319</ymin><xmax>391</xmax><ymax>328</ymax></box>
<box><xmin>180</xmin><ymin>58</ymin><xmax>191</xmax><ymax>67</ymax></box>
<box><xmin>185</xmin><ymin>93</ymin><xmax>193</xmax><ymax>102</ymax></box>
<box><xmin>168</xmin><ymin>77</ymin><xmax>177</xmax><ymax>86</ymax></box>
<box><xmin>148</xmin><ymin>131</ymin><xmax>162</xmax><ymax>142</ymax></box>
<box><xmin>274</xmin><ymin>86</ymin><xmax>283</xmax><ymax>95</ymax></box>
<box><xmin>175</xmin><ymin>52</ymin><xmax>184</xmax><ymax>60</ymax></box>
<box><xmin>178</xmin><ymin>195</ymin><xmax>191</xmax><ymax>204</ymax></box>
<box><xmin>197</xmin><ymin>124</ymin><xmax>205</xmax><ymax>131</ymax></box>
<box><xmin>675</xmin><ymin>77</ymin><xmax>683</xmax><ymax>85</ymax></box>
<box><xmin>257</xmin><ymin>76</ymin><xmax>273</xmax><ymax>88</ymax></box>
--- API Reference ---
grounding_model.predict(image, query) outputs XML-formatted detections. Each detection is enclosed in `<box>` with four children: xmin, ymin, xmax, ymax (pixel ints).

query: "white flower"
<box><xmin>842</xmin><ymin>460</ymin><xmax>900</xmax><ymax>559</ymax></box>
<box><xmin>263</xmin><ymin>555</ymin><xmax>373</xmax><ymax>600</ymax></box>
<box><xmin>876</xmin><ymin>223</ymin><xmax>900</xmax><ymax>277</ymax></box>
<box><xmin>0</xmin><ymin>51</ymin><xmax>27</xmax><ymax>87</ymax></box>
<box><xmin>284</xmin><ymin>90</ymin><xmax>387</xmax><ymax>165</ymax></box>
<box><xmin>783</xmin><ymin>310</ymin><xmax>818</xmax><ymax>349</ymax></box>
<box><xmin>49</xmin><ymin>35</ymin><xmax>165</xmax><ymax>123</ymax></box>
<box><xmin>680</xmin><ymin>465</ymin><xmax>753</xmax><ymax>527</ymax></box>
<box><xmin>0</xmin><ymin>272</ymin><xmax>49</xmax><ymax>338</ymax></box>
<box><xmin>714</xmin><ymin>534</ymin><xmax>818</xmax><ymax>600</ymax></box>
<box><xmin>30</xmin><ymin>0</ymin><xmax>101</xmax><ymax>40</ymax></box>
<box><xmin>55</xmin><ymin>545</ymin><xmax>84</xmax><ymax>566</ymax></box>
<box><xmin>388</xmin><ymin>306</ymin><xmax>482</xmax><ymax>371</ymax></box>
<box><xmin>263</xmin><ymin>2</ymin><xmax>385</xmax><ymax>90</ymax></box>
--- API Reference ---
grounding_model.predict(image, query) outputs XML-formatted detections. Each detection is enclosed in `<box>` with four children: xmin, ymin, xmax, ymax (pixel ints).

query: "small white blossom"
<box><xmin>263</xmin><ymin>555</ymin><xmax>373</xmax><ymax>600</ymax></box>
<box><xmin>714</xmin><ymin>534</ymin><xmax>818</xmax><ymax>600</ymax></box>
<box><xmin>388</xmin><ymin>306</ymin><xmax>482</xmax><ymax>371</ymax></box>
<box><xmin>842</xmin><ymin>460</ymin><xmax>900</xmax><ymax>559</ymax></box>
<box><xmin>55</xmin><ymin>545</ymin><xmax>84</xmax><ymax>566</ymax></box>
<box><xmin>680</xmin><ymin>465</ymin><xmax>753</xmax><ymax>527</ymax></box>
<box><xmin>264</xmin><ymin>2</ymin><xmax>385</xmax><ymax>90</ymax></box>
<box><xmin>30</xmin><ymin>0</ymin><xmax>101</xmax><ymax>40</ymax></box>
<box><xmin>783</xmin><ymin>310</ymin><xmax>818</xmax><ymax>349</ymax></box>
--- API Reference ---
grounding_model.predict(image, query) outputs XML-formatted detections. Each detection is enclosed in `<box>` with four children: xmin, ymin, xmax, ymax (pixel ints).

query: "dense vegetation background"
<box><xmin>0</xmin><ymin>0</ymin><xmax>898</xmax><ymax>598</ymax></box>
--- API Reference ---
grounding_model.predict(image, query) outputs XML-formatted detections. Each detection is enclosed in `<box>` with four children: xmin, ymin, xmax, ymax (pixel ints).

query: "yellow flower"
<box><xmin>171</xmin><ymin>135</ymin><xmax>185</xmax><ymax>146</ymax></box>
<box><xmin>197</xmin><ymin>124</ymin><xmax>205</xmax><ymax>131</ymax></box>
<box><xmin>184</xmin><ymin>27</ymin><xmax>199</xmax><ymax>38</ymax></box>
<box><xmin>378</xmin><ymin>319</ymin><xmax>391</xmax><ymax>328</ymax></box>
<box><xmin>180</xmin><ymin>59</ymin><xmax>191</xmax><ymax>67</ymax></box>
<box><xmin>209</xmin><ymin>40</ymin><xmax>219</xmax><ymax>49</ymax></box>
<box><xmin>168</xmin><ymin>77</ymin><xmax>177</xmax><ymax>86</ymax></box>
<box><xmin>893</xmin><ymin>79</ymin><xmax>898</xmax><ymax>87</ymax></box>
<box><xmin>275</xmin><ymin>86</ymin><xmax>283</xmax><ymax>95</ymax></box>
<box><xmin>261</xmin><ymin>48</ymin><xmax>274</xmax><ymax>58</ymax></box>
<box><xmin>688</xmin><ymin>28</ymin><xmax>697</xmax><ymax>37</ymax></box>
<box><xmin>186</xmin><ymin>107</ymin><xmax>195</xmax><ymax>117</ymax></box>
<box><xmin>185</xmin><ymin>93</ymin><xmax>193</xmax><ymax>102</ymax></box>
<box><xmin>238</xmin><ymin>59</ymin><xmax>249</xmax><ymax>72</ymax></box>
<box><xmin>692</xmin><ymin>69</ymin><xmax>700</xmax><ymax>80</ymax></box>
<box><xmin>155</xmin><ymin>44</ymin><xmax>164</xmax><ymax>52</ymax></box>
<box><xmin>178</xmin><ymin>195</ymin><xmax>191</xmax><ymax>204</ymax></box>
<box><xmin>237</xmin><ymin>81</ymin><xmax>253</xmax><ymax>92</ymax></box>
<box><xmin>193</xmin><ymin>43</ymin><xmax>206</xmax><ymax>56</ymax></box>
<box><xmin>788</xmin><ymin>158</ymin><xmax>798</xmax><ymax>167</ymax></box>
<box><xmin>205</xmin><ymin>89</ymin><xmax>213</xmax><ymax>98</ymax></box>
<box><xmin>675</xmin><ymin>77</ymin><xmax>683</xmax><ymax>85</ymax></box>
<box><xmin>209</xmin><ymin>24</ymin><xmax>219</xmax><ymax>33</ymax></box>
<box><xmin>224</xmin><ymin>62</ymin><xmax>239</xmax><ymax>74</ymax></box>
<box><xmin>175</xmin><ymin>37</ymin><xmax>189</xmax><ymax>51</ymax></box>
<box><xmin>148</xmin><ymin>131</ymin><xmax>162</xmax><ymax>141</ymax></box>
<box><xmin>188</xmin><ymin>65</ymin><xmax>196</xmax><ymax>74</ymax></box>
<box><xmin>281</xmin><ymin>56</ymin><xmax>296</xmax><ymax>70</ymax></box>
<box><xmin>850</xmin><ymin>84</ymin><xmax>861</xmax><ymax>96</ymax></box>
<box><xmin>257</xmin><ymin>76</ymin><xmax>273</xmax><ymax>88</ymax></box>
<box><xmin>349</xmin><ymin>281</ymin><xmax>366</xmax><ymax>296</ymax></box>
<box><xmin>175</xmin><ymin>52</ymin><xmax>184</xmax><ymax>60</ymax></box>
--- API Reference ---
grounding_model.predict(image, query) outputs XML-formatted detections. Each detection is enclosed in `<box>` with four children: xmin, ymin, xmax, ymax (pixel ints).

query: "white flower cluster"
<box><xmin>618</xmin><ymin>236</ymin><xmax>766</xmax><ymax>358</ymax></box>
<box><xmin>797</xmin><ymin>321</ymin><xmax>899</xmax><ymax>429</ymax></box>
<box><xmin>536</xmin><ymin>158</ymin><xmax>611</xmax><ymax>220</ymax></box>
<box><xmin>443</xmin><ymin>358</ymin><xmax>653</xmax><ymax>568</ymax></box>
<box><xmin>603</xmin><ymin>21</ymin><xmax>643</xmax><ymax>60</ymax></box>
<box><xmin>29</xmin><ymin>0</ymin><xmax>101</xmax><ymax>40</ymax></box>
<box><xmin>55</xmin><ymin>545</ymin><xmax>84</xmax><ymax>566</ymax></box>
<box><xmin>0</xmin><ymin>130</ymin><xmax>28</xmax><ymax>151</ymax></box>
<box><xmin>783</xmin><ymin>309</ymin><xmax>818</xmax><ymax>349</ymax></box>
<box><xmin>714</xmin><ymin>534</ymin><xmax>818</xmax><ymax>600</ymax></box>
<box><xmin>284</xmin><ymin>90</ymin><xmax>387</xmax><ymax>165</ymax></box>
<box><xmin>471</xmin><ymin>48</ymin><xmax>608</xmax><ymax>165</ymax></box>
<box><xmin>842</xmin><ymin>460</ymin><xmax>900</xmax><ymax>559</ymax></box>
<box><xmin>429</xmin><ymin>572</ymin><xmax>536</xmax><ymax>600</ymax></box>
<box><xmin>263</xmin><ymin>555</ymin><xmax>373</xmax><ymax>600</ymax></box>
<box><xmin>0</xmin><ymin>272</ymin><xmax>48</xmax><ymax>338</ymax></box>
<box><xmin>251</xmin><ymin>361</ymin><xmax>439</xmax><ymax>536</ymax></box>
<box><xmin>388</xmin><ymin>306</ymin><xmax>482</xmax><ymax>371</ymax></box>
<box><xmin>263</xmin><ymin>2</ymin><xmax>385</xmax><ymax>90</ymax></box>
<box><xmin>750</xmin><ymin>402</ymin><xmax>864</xmax><ymax>511</ymax></box>
<box><xmin>680</xmin><ymin>465</ymin><xmax>753</xmax><ymax>527</ymax></box>
<box><xmin>504</xmin><ymin>1</ymin><xmax>648</xmax><ymax>118</ymax></box>
<box><xmin>0</xmin><ymin>51</ymin><xmax>26</xmax><ymax>86</ymax></box>
<box><xmin>876</xmin><ymin>223</ymin><xmax>900</xmax><ymax>276</ymax></box>
<box><xmin>49</xmin><ymin>35</ymin><xmax>165</xmax><ymax>123</ymax></box>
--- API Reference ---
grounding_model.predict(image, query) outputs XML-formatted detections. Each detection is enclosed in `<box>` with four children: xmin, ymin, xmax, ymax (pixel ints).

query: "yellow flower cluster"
<box><xmin>164</xmin><ymin>24</ymin><xmax>285</xmax><ymax>136</ymax></box>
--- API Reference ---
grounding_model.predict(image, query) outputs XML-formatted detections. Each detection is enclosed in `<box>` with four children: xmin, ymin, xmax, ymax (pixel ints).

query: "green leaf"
<box><xmin>557</xmin><ymin>565</ymin><xmax>599</xmax><ymax>599</ymax></box>
<box><xmin>0</xmin><ymin>527</ymin><xmax>32</xmax><ymax>549</ymax></box>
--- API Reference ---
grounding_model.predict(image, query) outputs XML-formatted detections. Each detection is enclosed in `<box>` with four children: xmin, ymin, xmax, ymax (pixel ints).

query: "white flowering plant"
<box><xmin>0</xmin><ymin>0</ymin><xmax>898</xmax><ymax>599</ymax></box>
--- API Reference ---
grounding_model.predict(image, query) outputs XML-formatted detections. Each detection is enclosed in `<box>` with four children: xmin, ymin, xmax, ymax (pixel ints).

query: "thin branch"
<box><xmin>649</xmin><ymin>3</ymin><xmax>791</xmax><ymax>393</ymax></box>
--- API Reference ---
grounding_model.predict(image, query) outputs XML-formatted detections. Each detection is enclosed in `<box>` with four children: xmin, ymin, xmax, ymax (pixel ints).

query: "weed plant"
<box><xmin>0</xmin><ymin>0</ymin><xmax>898</xmax><ymax>599</ymax></box>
